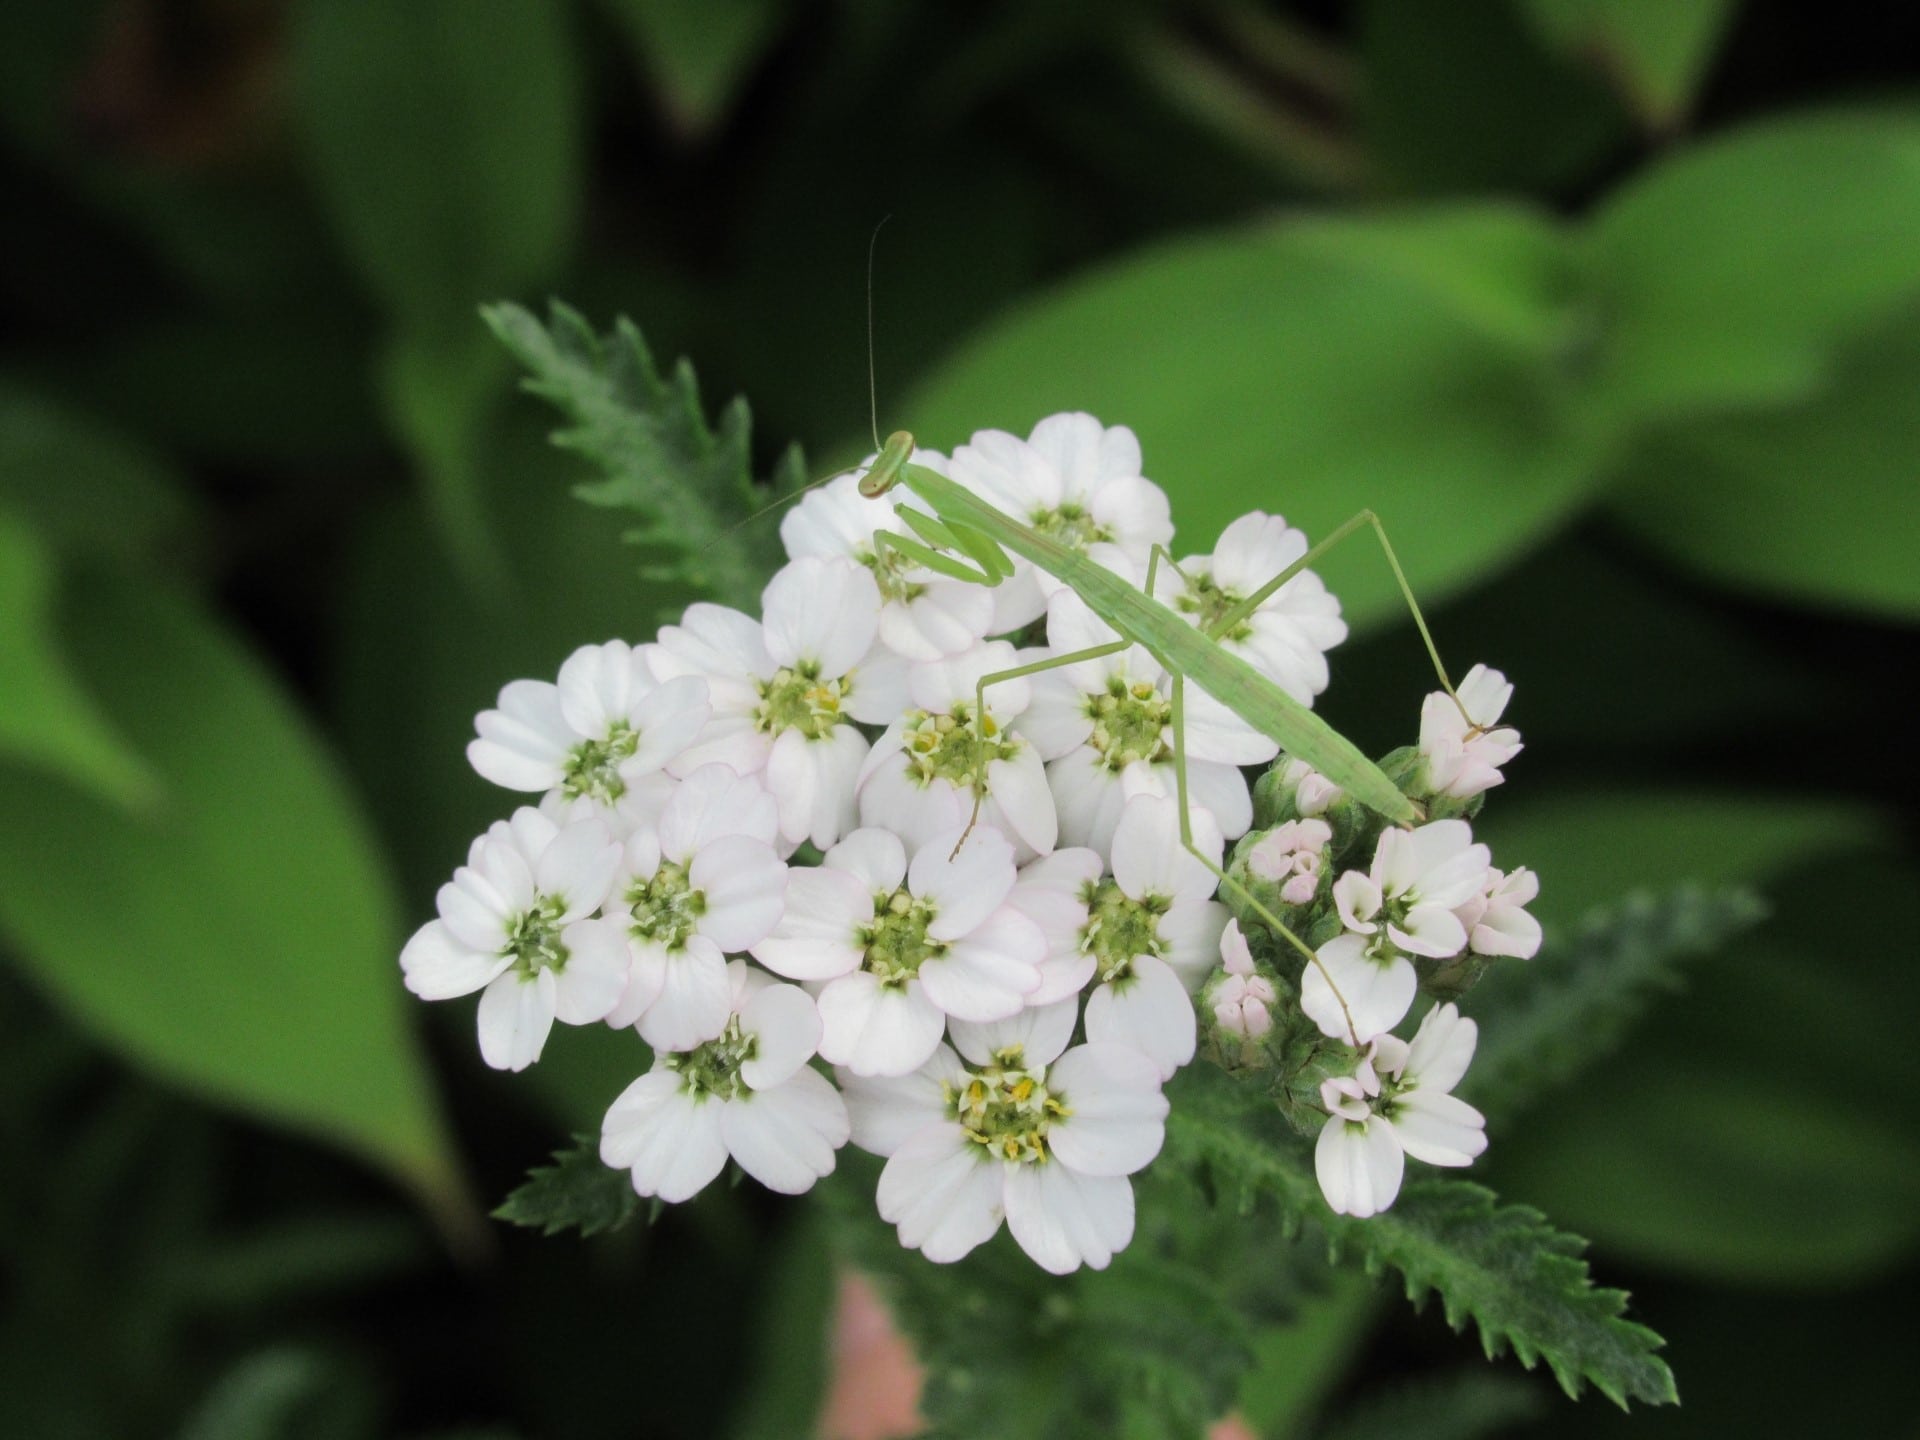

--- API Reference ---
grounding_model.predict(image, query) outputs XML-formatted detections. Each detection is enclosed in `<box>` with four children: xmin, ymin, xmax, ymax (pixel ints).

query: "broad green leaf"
<box><xmin>903</xmin><ymin>208</ymin><xmax>1609</xmax><ymax>631</ymax></box>
<box><xmin>0</xmin><ymin>382</ymin><xmax>195</xmax><ymax>564</ymax></box>
<box><xmin>1520</xmin><ymin>0</ymin><xmax>1740</xmax><ymax>129</ymax></box>
<box><xmin>599</xmin><ymin>0</ymin><xmax>792</xmax><ymax>135</ymax></box>
<box><xmin>1494</xmin><ymin>855</ymin><xmax>1920</xmax><ymax>1287</ymax></box>
<box><xmin>1362</xmin><ymin>0</ymin><xmax>1627</xmax><ymax>195</ymax></box>
<box><xmin>0</xmin><ymin>510</ymin><xmax>155</xmax><ymax>806</ymax></box>
<box><xmin>1166</xmin><ymin>1068</ymin><xmax>1675</xmax><ymax>1408</ymax></box>
<box><xmin>1475</xmin><ymin>789</ymin><xmax>1888</xmax><ymax>925</ymax></box>
<box><xmin>295</xmin><ymin>0</ymin><xmax>584</xmax><ymax>324</ymax></box>
<box><xmin>1589</xmin><ymin>107</ymin><xmax>1920</xmax><ymax>418</ymax></box>
<box><xmin>1606</xmin><ymin>308</ymin><xmax>1920</xmax><ymax>620</ymax></box>
<box><xmin>0</xmin><ymin>572</ymin><xmax>464</xmax><ymax>1223</ymax></box>
<box><xmin>1463</xmin><ymin>887</ymin><xmax>1767</xmax><ymax>1124</ymax></box>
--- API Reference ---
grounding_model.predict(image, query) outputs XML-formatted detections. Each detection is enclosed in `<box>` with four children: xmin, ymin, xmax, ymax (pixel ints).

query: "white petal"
<box><xmin>476</xmin><ymin>968</ymin><xmax>557</xmax><ymax>1072</ymax></box>
<box><xmin>604</xmin><ymin>935</ymin><xmax>665</xmax><ymax>1029</ymax></box>
<box><xmin>1404</xmin><ymin>1003</ymin><xmax>1478</xmax><ymax>1094</ymax></box>
<box><xmin>1179</xmin><ymin>679</ymin><xmax>1281</xmax><ymax>767</ymax></box>
<box><xmin>624</xmin><ymin>676</ymin><xmax>714</xmax><ymax>780</ymax></box>
<box><xmin>659</xmin><ymin>762</ymin><xmax>779</xmax><ymax>857</ymax></box>
<box><xmin>838</xmin><ymin>1045</ymin><xmax>967</xmax><ymax>1156</ymax></box>
<box><xmin>1390</xmin><ymin>904</ymin><xmax>1469</xmax><ymax>959</ymax></box>
<box><xmin>1315</xmin><ymin>1116</ymin><xmax>1404</xmax><ymax>1218</ymax></box>
<box><xmin>1390</xmin><ymin>1092</ymin><xmax>1488</xmax><ymax>1168</ymax></box>
<box><xmin>1045</xmin><ymin>1042</ymin><xmax>1169</xmax><ymax>1175</ymax></box>
<box><xmin>555</xmin><ymin>639</ymin><xmax>639</xmax><ymax>738</ymax></box>
<box><xmin>690</xmin><ymin>836</ymin><xmax>788</xmax><ymax>952</ymax></box>
<box><xmin>876</xmin><ymin>1122</ymin><xmax>1006</xmax><ymax>1262</ymax></box>
<box><xmin>1047</xmin><ymin>747</ymin><xmax>1130</xmax><ymax>854</ymax></box>
<box><xmin>468</xmin><ymin>679</ymin><xmax>572</xmax><ymax>791</ymax></box>
<box><xmin>720</xmin><ymin>1067</ymin><xmax>849</xmax><ymax>1193</ymax></box>
<box><xmin>949</xmin><ymin>996</ymin><xmax>1079</xmax><ymax>1069</ymax></box>
<box><xmin>913</xmin><ymin>826</ymin><xmax>1018</xmax><ymax>941</ymax></box>
<box><xmin>601</xmin><ymin>1071</ymin><xmax>728</xmax><ymax>1203</ymax></box>
<box><xmin>986</xmin><ymin>747</ymin><xmax>1059</xmax><ymax>856</ymax></box>
<box><xmin>919</xmin><ymin>909</ymin><xmax>1046</xmax><ymax>1022</ymax></box>
<box><xmin>749</xmin><ymin>865</ymin><xmax>868</xmax><ymax>981</ymax></box>
<box><xmin>436</xmin><ymin>865</ymin><xmax>518</xmax><ymax>954</ymax></box>
<box><xmin>536</xmin><ymin>818</ymin><xmax>621</xmax><ymax>921</ymax></box>
<box><xmin>762</xmin><ymin>557</ymin><xmax>880</xmax><ymax>677</ymax></box>
<box><xmin>1003</xmin><ymin>1162</ymin><xmax>1135</xmax><ymax>1274</ymax></box>
<box><xmin>401</xmin><ymin>920</ymin><xmax>511</xmax><ymax>1000</ymax></box>
<box><xmin>824</xmin><ymin>826</ymin><xmax>908</xmax><ymax>894</ymax></box>
<box><xmin>1082</xmin><ymin>956</ymin><xmax>1195</xmax><ymax>1080</ymax></box>
<box><xmin>552</xmin><ymin>917</ymin><xmax>630</xmax><ymax>1024</ymax></box>
<box><xmin>738</xmin><ymin>982</ymin><xmax>822</xmax><ymax>1090</ymax></box>
<box><xmin>1300</xmin><ymin>934</ymin><xmax>1416</xmax><ymax>1044</ymax></box>
<box><xmin>816</xmin><ymin>972</ymin><xmax>947</xmax><ymax>1078</ymax></box>
<box><xmin>1156</xmin><ymin>898</ymin><xmax>1230</xmax><ymax>988</ymax></box>
<box><xmin>634</xmin><ymin>937</ymin><xmax>733</xmax><ymax>1051</ymax></box>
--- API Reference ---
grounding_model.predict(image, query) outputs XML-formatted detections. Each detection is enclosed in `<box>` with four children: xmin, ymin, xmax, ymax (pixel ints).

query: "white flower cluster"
<box><xmin>399</xmin><ymin>411</ymin><xmax>1539</xmax><ymax>1268</ymax></box>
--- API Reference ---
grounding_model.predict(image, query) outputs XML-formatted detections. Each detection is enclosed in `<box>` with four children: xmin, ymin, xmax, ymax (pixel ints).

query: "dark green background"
<box><xmin>2</xmin><ymin>2</ymin><xmax>1917</xmax><ymax>1436</ymax></box>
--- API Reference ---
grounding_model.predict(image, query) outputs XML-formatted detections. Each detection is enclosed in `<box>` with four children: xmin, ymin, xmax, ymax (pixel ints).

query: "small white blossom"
<box><xmin>400</xmin><ymin>809</ymin><xmax>626</xmax><ymax>1072</ymax></box>
<box><xmin>1150</xmin><ymin>512</ymin><xmax>1346</xmax><ymax>704</ymax></box>
<box><xmin>780</xmin><ymin>465</ymin><xmax>996</xmax><ymax>661</ymax></box>
<box><xmin>840</xmin><ymin>1001</ymin><xmax>1169</xmax><ymax>1274</ymax></box>
<box><xmin>468</xmin><ymin>640</ymin><xmax>710</xmax><ymax>812</ymax></box>
<box><xmin>1419</xmin><ymin>664</ymin><xmax>1523</xmax><ymax>799</ymax></box>
<box><xmin>1315</xmin><ymin>1003</ymin><xmax>1488</xmax><ymax>1218</ymax></box>
<box><xmin>946</xmin><ymin>413</ymin><xmax>1173</xmax><ymax>631</ymax></box>
<box><xmin>596</xmin><ymin>765</ymin><xmax>789</xmax><ymax>1051</ymax></box>
<box><xmin>644</xmin><ymin>558</ymin><xmax>906</xmax><ymax>849</ymax></box>
<box><xmin>1275</xmin><ymin>757</ymin><xmax>1343</xmax><ymax>817</ymax></box>
<box><xmin>1456</xmin><ymin>866</ymin><xmax>1542</xmax><ymax>959</ymax></box>
<box><xmin>1245</xmin><ymin>817</ymin><xmax>1333</xmax><ymax>906</ymax></box>
<box><xmin>601</xmin><ymin>961</ymin><xmax>848</xmax><ymax>1201</ymax></box>
<box><xmin>856</xmin><ymin>641</ymin><xmax>1057</xmax><ymax>861</ymax></box>
<box><xmin>751</xmin><ymin>827</ymin><xmax>1045</xmax><ymax>1077</ymax></box>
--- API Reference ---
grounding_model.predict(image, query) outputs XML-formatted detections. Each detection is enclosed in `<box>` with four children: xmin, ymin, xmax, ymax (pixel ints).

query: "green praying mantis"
<box><xmin>847</xmin><ymin>425</ymin><xmax>1487</xmax><ymax>1046</ymax></box>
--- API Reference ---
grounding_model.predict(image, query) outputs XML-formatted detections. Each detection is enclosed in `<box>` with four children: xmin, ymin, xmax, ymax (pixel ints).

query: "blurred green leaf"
<box><xmin>1589</xmin><ymin>107</ymin><xmax>1920</xmax><ymax>419</ymax></box>
<box><xmin>905</xmin><ymin>208</ymin><xmax>1607</xmax><ymax>629</ymax></box>
<box><xmin>1476</xmin><ymin>790</ymin><xmax>1889</xmax><ymax>925</ymax></box>
<box><xmin>1363</xmin><ymin>0</ymin><xmax>1627</xmax><ymax>195</ymax></box>
<box><xmin>0</xmin><ymin>572</ymin><xmax>465</xmax><ymax>1222</ymax></box>
<box><xmin>295</xmin><ymin>0</ymin><xmax>585</xmax><ymax>324</ymax></box>
<box><xmin>175</xmin><ymin>1347</ymin><xmax>377</xmax><ymax>1440</ymax></box>
<box><xmin>728</xmin><ymin>1209</ymin><xmax>836</xmax><ymax>1440</ymax></box>
<box><xmin>1606</xmin><ymin>308</ymin><xmax>1920</xmax><ymax>620</ymax></box>
<box><xmin>0</xmin><ymin>382</ymin><xmax>195</xmax><ymax>563</ymax></box>
<box><xmin>1495</xmin><ymin>855</ymin><xmax>1920</xmax><ymax>1288</ymax></box>
<box><xmin>1519</xmin><ymin>0</ymin><xmax>1740</xmax><ymax>129</ymax></box>
<box><xmin>598</xmin><ymin>0</ymin><xmax>791</xmax><ymax>136</ymax></box>
<box><xmin>382</xmin><ymin>326</ymin><xmax>512</xmax><ymax>584</ymax></box>
<box><xmin>1312</xmin><ymin>1370</ymin><xmax>1546</xmax><ymax>1440</ymax></box>
<box><xmin>0</xmin><ymin>510</ymin><xmax>155</xmax><ymax>806</ymax></box>
<box><xmin>1237</xmin><ymin>1273</ymin><xmax>1380</xmax><ymax>1439</ymax></box>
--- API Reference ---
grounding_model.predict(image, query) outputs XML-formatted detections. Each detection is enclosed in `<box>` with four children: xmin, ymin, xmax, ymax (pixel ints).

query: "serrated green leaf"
<box><xmin>494</xmin><ymin>1137</ymin><xmax>642</xmax><ymax>1238</ymax></box>
<box><xmin>1165</xmin><ymin>1068</ymin><xmax>1675</xmax><ymax>1408</ymax></box>
<box><xmin>903</xmin><ymin>207</ymin><xmax>1609</xmax><ymax>630</ymax></box>
<box><xmin>0</xmin><ymin>571</ymin><xmax>464</xmax><ymax>1226</ymax></box>
<box><xmin>295</xmin><ymin>0</ymin><xmax>584</xmax><ymax>325</ymax></box>
<box><xmin>0</xmin><ymin>510</ymin><xmax>156</xmax><ymax>807</ymax></box>
<box><xmin>1464</xmin><ymin>886</ymin><xmax>1768</xmax><ymax>1124</ymax></box>
<box><xmin>485</xmin><ymin>301</ymin><xmax>797</xmax><ymax>610</ymax></box>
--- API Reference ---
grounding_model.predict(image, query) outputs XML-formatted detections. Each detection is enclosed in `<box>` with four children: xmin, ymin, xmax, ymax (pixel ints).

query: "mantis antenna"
<box><xmin>867</xmin><ymin>214</ymin><xmax>893</xmax><ymax>455</ymax></box>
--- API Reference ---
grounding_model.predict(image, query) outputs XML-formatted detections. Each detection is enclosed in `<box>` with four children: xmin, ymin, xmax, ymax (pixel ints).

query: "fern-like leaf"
<box><xmin>493</xmin><ymin>1136</ymin><xmax>641</xmax><ymax>1238</ymax></box>
<box><xmin>1462</xmin><ymin>885</ymin><xmax>1766</xmax><ymax>1123</ymax></box>
<box><xmin>1166</xmin><ymin>1067</ymin><xmax>1676</xmax><ymax>1409</ymax></box>
<box><xmin>484</xmin><ymin>301</ymin><xmax>806</xmax><ymax>609</ymax></box>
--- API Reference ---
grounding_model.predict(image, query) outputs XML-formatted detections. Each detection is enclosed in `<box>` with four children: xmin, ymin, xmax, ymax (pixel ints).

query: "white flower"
<box><xmin>1314</xmin><ymin>1003</ymin><xmax>1488</xmax><ymax>1218</ymax></box>
<box><xmin>945</xmin><ymin>413</ymin><xmax>1173</xmax><ymax>630</ymax></box>
<box><xmin>644</xmin><ymin>558</ymin><xmax>905</xmax><ymax>849</ymax></box>
<box><xmin>856</xmin><ymin>641</ymin><xmax>1056</xmax><ymax>862</ymax></box>
<box><xmin>840</xmin><ymin>1000</ymin><xmax>1169</xmax><ymax>1274</ymax></box>
<box><xmin>751</xmin><ymin>827</ymin><xmax>1045</xmax><ymax>1077</ymax></box>
<box><xmin>400</xmin><ymin>808</ymin><xmax>626</xmax><ymax>1072</ymax></box>
<box><xmin>596</xmin><ymin>764</ymin><xmax>788</xmax><ymax>1051</ymax></box>
<box><xmin>1149</xmin><ymin>512</ymin><xmax>1346</xmax><ymax>704</ymax></box>
<box><xmin>1209</xmin><ymin>920</ymin><xmax>1276</xmax><ymax>1039</ymax></box>
<box><xmin>1245</xmin><ymin>817</ymin><xmax>1333</xmax><ymax>907</ymax></box>
<box><xmin>781</xmin><ymin>466</ymin><xmax>996</xmax><ymax>661</ymax></box>
<box><xmin>1419</xmin><ymin>664</ymin><xmax>1523</xmax><ymax>799</ymax></box>
<box><xmin>601</xmin><ymin>961</ymin><xmax>848</xmax><ymax>1202</ymax></box>
<box><xmin>1017</xmin><ymin>558</ymin><xmax>1263</xmax><ymax>852</ymax></box>
<box><xmin>1303</xmin><ymin>821</ymin><xmax>1490</xmax><ymax>1043</ymax></box>
<box><xmin>1455</xmin><ymin>866</ymin><xmax>1542</xmax><ymax>959</ymax></box>
<box><xmin>467</xmin><ymin>640</ymin><xmax>710</xmax><ymax>812</ymax></box>
<box><xmin>1078</xmin><ymin>794</ymin><xmax>1228</xmax><ymax>1079</ymax></box>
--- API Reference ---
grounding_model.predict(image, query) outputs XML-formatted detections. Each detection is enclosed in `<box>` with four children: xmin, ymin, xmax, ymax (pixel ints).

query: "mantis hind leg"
<box><xmin>1207</xmin><ymin>509</ymin><xmax>1483</xmax><ymax>732</ymax></box>
<box><xmin>1167</xmin><ymin>670</ymin><xmax>1362</xmax><ymax>1048</ymax></box>
<box><xmin>949</xmin><ymin>638</ymin><xmax>1131</xmax><ymax>859</ymax></box>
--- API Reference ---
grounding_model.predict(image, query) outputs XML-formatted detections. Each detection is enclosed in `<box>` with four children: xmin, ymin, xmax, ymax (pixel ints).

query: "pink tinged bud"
<box><xmin>1297</xmin><ymin>772</ymin><xmax>1342</xmax><ymax>815</ymax></box>
<box><xmin>1246</xmin><ymin>833</ymin><xmax>1292</xmax><ymax>882</ymax></box>
<box><xmin>1320</xmin><ymin>1075</ymin><xmax>1372</xmax><ymax>1122</ymax></box>
<box><xmin>1281</xmin><ymin>872</ymin><xmax>1318</xmax><ymax>906</ymax></box>
<box><xmin>1219</xmin><ymin>919</ymin><xmax>1255</xmax><ymax>976</ymax></box>
<box><xmin>1241</xmin><ymin>997</ymin><xmax>1273</xmax><ymax>1038</ymax></box>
